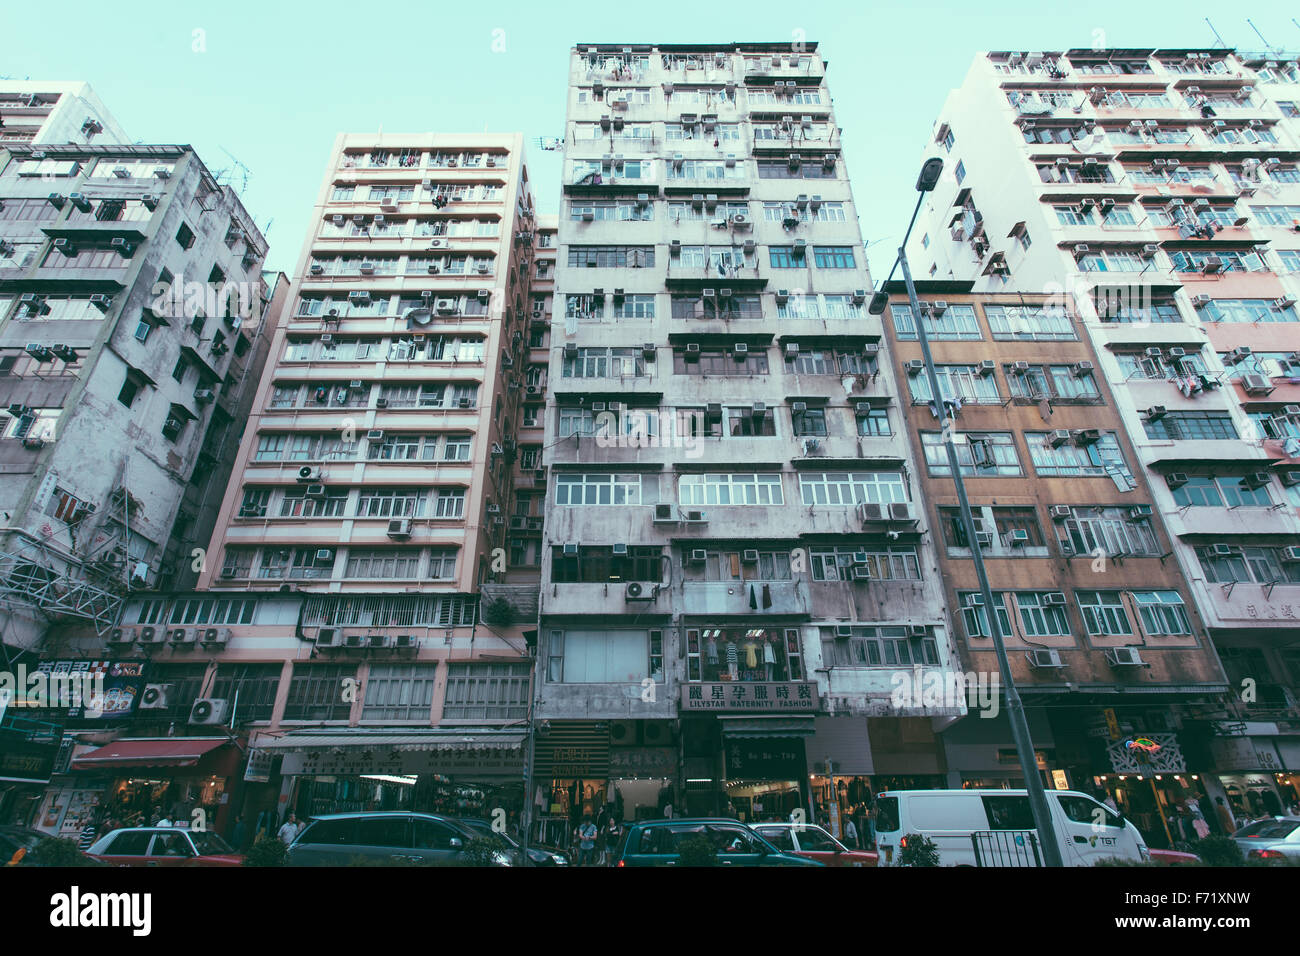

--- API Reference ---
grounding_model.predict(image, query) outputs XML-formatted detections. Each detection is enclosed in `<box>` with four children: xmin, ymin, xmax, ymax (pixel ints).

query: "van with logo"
<box><xmin>873</xmin><ymin>789</ymin><xmax>1149</xmax><ymax>867</ymax></box>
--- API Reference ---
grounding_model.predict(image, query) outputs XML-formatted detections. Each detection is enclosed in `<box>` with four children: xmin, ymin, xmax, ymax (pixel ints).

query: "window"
<box><xmin>554</xmin><ymin>473</ymin><xmax>642</xmax><ymax>506</ymax></box>
<box><xmin>856</xmin><ymin>407</ymin><xmax>891</xmax><ymax>436</ymax></box>
<box><xmin>890</xmin><ymin>304</ymin><xmax>981</xmax><ymax>341</ymax></box>
<box><xmin>798</xmin><ymin>471</ymin><xmax>907</xmax><ymax>506</ymax></box>
<box><xmin>1058</xmin><ymin>506</ymin><xmax>1160</xmax><ymax>556</ymax></box>
<box><xmin>813</xmin><ymin>246</ymin><xmax>855</xmax><ymax>269</ymax></box>
<box><xmin>210</xmin><ymin>664</ymin><xmax>281</xmax><ymax>722</ymax></box>
<box><xmin>567</xmin><ymin>246</ymin><xmax>655</xmax><ymax>268</ymax></box>
<box><xmin>1026</xmin><ymin>432</ymin><xmax>1131</xmax><ymax>479</ymax></box>
<box><xmin>1169</xmin><ymin>249</ymin><xmax>1266</xmax><ymax>274</ymax></box>
<box><xmin>284</xmin><ymin>664</ymin><xmax>355</xmax><ymax>720</ymax></box>
<box><xmin>809</xmin><ymin>547</ymin><xmax>921</xmax><ymax>582</ymax></box>
<box><xmin>361</xmin><ymin>664</ymin><xmax>437</xmax><ymax>721</ymax></box>
<box><xmin>1197</xmin><ymin>298</ymin><xmax>1298</xmax><ymax>323</ymax></box>
<box><xmin>344</xmin><ymin>548</ymin><xmax>421</xmax><ymax>579</ymax></box>
<box><xmin>1015</xmin><ymin>592</ymin><xmax>1072</xmax><ymax>637</ymax></box>
<box><xmin>984</xmin><ymin>305</ymin><xmax>1075</xmax><ymax>341</ymax></box>
<box><xmin>1142</xmin><ymin>412</ymin><xmax>1238</xmax><ymax>441</ymax></box>
<box><xmin>673</xmin><ymin>348</ymin><xmax>768</xmax><ymax>375</ymax></box>
<box><xmin>1195</xmin><ymin>546</ymin><xmax>1300</xmax><ymax>585</ymax></box>
<box><xmin>679</xmin><ymin>473</ymin><xmax>783</xmax><ymax>506</ymax></box>
<box><xmin>954</xmin><ymin>161</ymin><xmax>966</xmax><ymax>184</ymax></box>
<box><xmin>1130</xmin><ymin>590</ymin><xmax>1192</xmax><ymax>636</ymax></box>
<box><xmin>1005</xmin><ymin>364</ymin><xmax>1100</xmax><ymax>402</ymax></box>
<box><xmin>820</xmin><ymin>625</ymin><xmax>939</xmax><ymax>668</ymax></box>
<box><xmin>174</xmin><ymin>223</ymin><xmax>195</xmax><ymax>250</ymax></box>
<box><xmin>907</xmin><ymin>365</ymin><xmax>1001</xmax><ymax>405</ymax></box>
<box><xmin>769</xmin><ymin>246</ymin><xmax>804</xmax><ymax>269</ymax></box>
<box><xmin>442</xmin><ymin>663</ymin><xmax>530</xmax><ymax>719</ymax></box>
<box><xmin>1076</xmin><ymin>591</ymin><xmax>1133</xmax><ymax>637</ymax></box>
<box><xmin>791</xmin><ymin>406</ymin><xmax>827</xmax><ymax>436</ymax></box>
<box><xmin>118</xmin><ymin>374</ymin><xmax>142</xmax><ymax>407</ymax></box>
<box><xmin>923</xmin><ymin>432</ymin><xmax>1021</xmax><ymax>476</ymax></box>
<box><xmin>685</xmin><ymin>627</ymin><xmax>802</xmax><ymax>682</ymax></box>
<box><xmin>957</xmin><ymin>592</ymin><xmax>1013</xmax><ymax>639</ymax></box>
<box><xmin>546</xmin><ymin>629</ymin><xmax>657</xmax><ymax>683</ymax></box>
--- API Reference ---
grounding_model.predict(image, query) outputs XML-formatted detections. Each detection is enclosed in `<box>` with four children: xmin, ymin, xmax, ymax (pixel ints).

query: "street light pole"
<box><xmin>883</xmin><ymin>157</ymin><xmax>1063</xmax><ymax>866</ymax></box>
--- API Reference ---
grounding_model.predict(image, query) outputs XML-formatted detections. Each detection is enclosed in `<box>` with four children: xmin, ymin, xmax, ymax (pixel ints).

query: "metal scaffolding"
<box><xmin>0</xmin><ymin>529</ymin><xmax>125</xmax><ymax>636</ymax></box>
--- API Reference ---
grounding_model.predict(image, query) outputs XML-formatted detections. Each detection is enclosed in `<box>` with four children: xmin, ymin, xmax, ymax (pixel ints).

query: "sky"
<box><xmin>4</xmin><ymin>1</ymin><xmax>1298</xmax><ymax>276</ymax></box>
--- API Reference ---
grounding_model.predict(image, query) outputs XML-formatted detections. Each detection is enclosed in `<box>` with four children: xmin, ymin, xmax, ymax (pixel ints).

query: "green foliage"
<box><xmin>25</xmin><ymin>837</ymin><xmax>97</xmax><ymax>866</ymax></box>
<box><xmin>1191</xmin><ymin>836</ymin><xmax>1244</xmax><ymax>867</ymax></box>
<box><xmin>676</xmin><ymin>835</ymin><xmax>718</xmax><ymax>867</ymax></box>
<box><xmin>461</xmin><ymin>834</ymin><xmax>512</xmax><ymax>867</ymax></box>
<box><xmin>481</xmin><ymin>597</ymin><xmax>517</xmax><ymax>627</ymax></box>
<box><xmin>897</xmin><ymin>833</ymin><xmax>940</xmax><ymax>867</ymax></box>
<box><xmin>242</xmin><ymin>834</ymin><xmax>288</xmax><ymax>867</ymax></box>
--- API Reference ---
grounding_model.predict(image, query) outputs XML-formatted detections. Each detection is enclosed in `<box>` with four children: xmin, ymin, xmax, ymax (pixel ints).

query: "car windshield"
<box><xmin>796</xmin><ymin>826</ymin><xmax>840</xmax><ymax>851</ymax></box>
<box><xmin>1237</xmin><ymin>820</ymin><xmax>1299</xmax><ymax>839</ymax></box>
<box><xmin>189</xmin><ymin>832</ymin><xmax>235</xmax><ymax>855</ymax></box>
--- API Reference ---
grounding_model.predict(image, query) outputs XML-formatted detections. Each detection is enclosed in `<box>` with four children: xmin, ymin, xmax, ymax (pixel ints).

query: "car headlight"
<box><xmin>1139</xmin><ymin>844</ymin><xmax>1150</xmax><ymax>862</ymax></box>
<box><xmin>492</xmin><ymin>851</ymin><xmax>513</xmax><ymax>866</ymax></box>
<box><xmin>552</xmin><ymin>854</ymin><xmax>569</xmax><ymax>865</ymax></box>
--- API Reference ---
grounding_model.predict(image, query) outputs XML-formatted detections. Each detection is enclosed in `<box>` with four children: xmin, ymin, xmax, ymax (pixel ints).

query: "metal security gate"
<box><xmin>971</xmin><ymin>829</ymin><xmax>1043</xmax><ymax>866</ymax></box>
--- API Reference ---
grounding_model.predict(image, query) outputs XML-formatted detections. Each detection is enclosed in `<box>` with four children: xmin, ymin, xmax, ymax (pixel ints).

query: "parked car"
<box><xmin>450</xmin><ymin>817</ymin><xmax>568</xmax><ymax>866</ymax></box>
<box><xmin>1148</xmin><ymin>847</ymin><xmax>1201</xmax><ymax>865</ymax></box>
<box><xmin>287</xmin><ymin>812</ymin><xmax>510</xmax><ymax>866</ymax></box>
<box><xmin>1232</xmin><ymin>817</ymin><xmax>1300</xmax><ymax>863</ymax></box>
<box><xmin>611</xmin><ymin>818</ymin><xmax>824</xmax><ymax>867</ymax></box>
<box><xmin>2</xmin><ymin>827</ymin><xmax>105</xmax><ymax>867</ymax></box>
<box><xmin>87</xmin><ymin>827</ymin><xmax>243</xmax><ymax>867</ymax></box>
<box><xmin>752</xmin><ymin>823</ymin><xmax>878</xmax><ymax>867</ymax></box>
<box><xmin>874</xmin><ymin>789</ymin><xmax>1149</xmax><ymax>867</ymax></box>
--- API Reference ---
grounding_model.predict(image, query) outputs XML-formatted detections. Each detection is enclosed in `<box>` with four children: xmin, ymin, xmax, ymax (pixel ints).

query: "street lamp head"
<box><xmin>868</xmin><ymin>291</ymin><xmax>890</xmax><ymax>315</ymax></box>
<box><xmin>916</xmin><ymin>158</ymin><xmax>944</xmax><ymax>193</ymax></box>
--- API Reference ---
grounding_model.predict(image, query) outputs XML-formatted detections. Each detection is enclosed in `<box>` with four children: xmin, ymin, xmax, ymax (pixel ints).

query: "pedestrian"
<box><xmin>77</xmin><ymin>817</ymin><xmax>100</xmax><ymax>852</ymax></box>
<box><xmin>864</xmin><ymin>802</ymin><xmax>876</xmax><ymax>850</ymax></box>
<box><xmin>1187</xmin><ymin>800</ymin><xmax>1210</xmax><ymax>840</ymax></box>
<box><xmin>230</xmin><ymin>814</ymin><xmax>249</xmax><ymax>852</ymax></box>
<box><xmin>277</xmin><ymin>812</ymin><xmax>301</xmax><ymax>845</ymax></box>
<box><xmin>577</xmin><ymin>815</ymin><xmax>597</xmax><ymax>866</ymax></box>
<box><xmin>1214</xmin><ymin>797</ymin><xmax>1237</xmax><ymax>835</ymax></box>
<box><xmin>843</xmin><ymin>814</ymin><xmax>859</xmax><ymax>849</ymax></box>
<box><xmin>1103</xmin><ymin>792</ymin><xmax>1119</xmax><ymax>813</ymax></box>
<box><xmin>602</xmin><ymin>815</ymin><xmax>621</xmax><ymax>867</ymax></box>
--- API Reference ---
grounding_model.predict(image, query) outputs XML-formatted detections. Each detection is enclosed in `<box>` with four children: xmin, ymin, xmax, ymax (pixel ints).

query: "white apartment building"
<box><xmin>535</xmin><ymin>42</ymin><xmax>962</xmax><ymax>830</ymax></box>
<box><xmin>907</xmin><ymin>47</ymin><xmax>1300</xmax><ymax>814</ymax></box>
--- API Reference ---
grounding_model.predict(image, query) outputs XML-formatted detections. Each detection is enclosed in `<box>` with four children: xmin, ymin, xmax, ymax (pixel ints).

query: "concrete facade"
<box><xmin>906</xmin><ymin>48</ymin><xmax>1300</xmax><ymax>820</ymax></box>
<box><xmin>0</xmin><ymin>82</ymin><xmax>129</xmax><ymax>149</ymax></box>
<box><xmin>0</xmin><ymin>143</ymin><xmax>270</xmax><ymax>653</ymax></box>
<box><xmin>533</xmin><ymin>42</ymin><xmax>961</xmax><ymax>828</ymax></box>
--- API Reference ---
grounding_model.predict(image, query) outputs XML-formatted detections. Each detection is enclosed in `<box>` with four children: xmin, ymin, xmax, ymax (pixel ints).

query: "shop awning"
<box><xmin>254</xmin><ymin>732</ymin><xmax>525</xmax><ymax>754</ymax></box>
<box><xmin>70</xmin><ymin>737</ymin><xmax>229</xmax><ymax>770</ymax></box>
<box><xmin>718</xmin><ymin>716</ymin><xmax>817</xmax><ymax>739</ymax></box>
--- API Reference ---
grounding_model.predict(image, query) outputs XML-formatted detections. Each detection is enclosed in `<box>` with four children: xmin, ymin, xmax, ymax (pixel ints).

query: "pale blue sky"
<box><xmin>3</xmin><ymin>1</ymin><xmax>1297</xmax><ymax>275</ymax></box>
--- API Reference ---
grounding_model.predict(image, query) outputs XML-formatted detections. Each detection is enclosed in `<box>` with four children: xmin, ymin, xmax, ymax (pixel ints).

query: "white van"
<box><xmin>873</xmin><ymin>789</ymin><xmax>1149</xmax><ymax>867</ymax></box>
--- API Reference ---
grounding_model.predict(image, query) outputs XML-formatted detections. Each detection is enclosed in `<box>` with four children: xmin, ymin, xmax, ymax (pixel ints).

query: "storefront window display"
<box><xmin>686</xmin><ymin>627</ymin><xmax>803</xmax><ymax>682</ymax></box>
<box><xmin>103</xmin><ymin>776</ymin><xmax>224</xmax><ymax>828</ymax></box>
<box><xmin>726</xmin><ymin>779</ymin><xmax>801</xmax><ymax>823</ymax></box>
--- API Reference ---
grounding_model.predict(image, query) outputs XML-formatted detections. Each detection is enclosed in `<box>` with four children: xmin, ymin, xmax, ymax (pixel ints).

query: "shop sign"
<box><xmin>280</xmin><ymin>747</ymin><xmax>522</xmax><ymax>778</ymax></box>
<box><xmin>244</xmin><ymin>749</ymin><xmax>275</xmax><ymax>783</ymax></box>
<box><xmin>28</xmin><ymin>660</ymin><xmax>147</xmax><ymax>721</ymax></box>
<box><xmin>1107</xmin><ymin>733</ymin><xmax>1185</xmax><ymax>774</ymax></box>
<box><xmin>682</xmin><ymin>681</ymin><xmax>818</xmax><ymax>712</ymax></box>
<box><xmin>725</xmin><ymin>740</ymin><xmax>806</xmax><ymax>778</ymax></box>
<box><xmin>1209</xmin><ymin>736</ymin><xmax>1282</xmax><ymax>772</ymax></box>
<box><xmin>0</xmin><ymin>726</ymin><xmax>61</xmax><ymax>784</ymax></box>
<box><xmin>609</xmin><ymin>747</ymin><xmax>676</xmax><ymax>777</ymax></box>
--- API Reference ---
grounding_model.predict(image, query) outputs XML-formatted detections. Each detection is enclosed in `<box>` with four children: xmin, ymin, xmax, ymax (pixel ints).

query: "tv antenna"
<box><xmin>216</xmin><ymin>146</ymin><xmax>251</xmax><ymax>193</ymax></box>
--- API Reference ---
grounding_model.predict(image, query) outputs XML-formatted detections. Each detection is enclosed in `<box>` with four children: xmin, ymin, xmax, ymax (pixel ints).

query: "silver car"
<box><xmin>288</xmin><ymin>812</ymin><xmax>510</xmax><ymax>866</ymax></box>
<box><xmin>1232</xmin><ymin>816</ymin><xmax>1300</xmax><ymax>863</ymax></box>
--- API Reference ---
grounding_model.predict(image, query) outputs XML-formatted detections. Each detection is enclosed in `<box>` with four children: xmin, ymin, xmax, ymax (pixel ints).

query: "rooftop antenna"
<box><xmin>1205</xmin><ymin>17</ymin><xmax>1227</xmax><ymax>49</ymax></box>
<box><xmin>217</xmin><ymin>146</ymin><xmax>251</xmax><ymax>193</ymax></box>
<box><xmin>1246</xmin><ymin>19</ymin><xmax>1273</xmax><ymax>51</ymax></box>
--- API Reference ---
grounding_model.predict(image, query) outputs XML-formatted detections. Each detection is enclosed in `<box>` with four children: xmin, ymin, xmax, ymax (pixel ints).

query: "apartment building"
<box><xmin>533</xmin><ymin>42</ymin><xmax>961</xmax><ymax>833</ymax></box>
<box><xmin>51</xmin><ymin>135</ymin><xmax>543</xmax><ymax>833</ymax></box>
<box><xmin>882</xmin><ymin>282</ymin><xmax>1228</xmax><ymax>842</ymax></box>
<box><xmin>0</xmin><ymin>82</ymin><xmax>128</xmax><ymax>149</ymax></box>
<box><xmin>907</xmin><ymin>48</ymin><xmax>1300</xmax><ymax>817</ymax></box>
<box><xmin>0</xmin><ymin>143</ymin><xmax>270</xmax><ymax>657</ymax></box>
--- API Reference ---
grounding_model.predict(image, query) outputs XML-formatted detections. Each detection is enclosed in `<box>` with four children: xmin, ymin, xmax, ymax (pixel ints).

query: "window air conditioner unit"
<box><xmin>1106</xmin><ymin>647</ymin><xmax>1145</xmax><ymax>667</ymax></box>
<box><xmin>1282</xmin><ymin>546</ymin><xmax>1300</xmax><ymax>561</ymax></box>
<box><xmin>1165</xmin><ymin>472</ymin><xmax>1189</xmax><ymax>489</ymax></box>
<box><xmin>1241</xmin><ymin>374</ymin><xmax>1272</xmax><ymax>394</ymax></box>
<box><xmin>688</xmin><ymin>549</ymin><xmax>707</xmax><ymax>565</ymax></box>
<box><xmin>1127</xmin><ymin>504</ymin><xmax>1153</xmax><ymax>521</ymax></box>
<box><xmin>1007</xmin><ymin>528</ymin><xmax>1029</xmax><ymax>547</ymax></box>
<box><xmin>1241</xmin><ymin>472</ymin><xmax>1271</xmax><ymax>490</ymax></box>
<box><xmin>1049</xmin><ymin>505</ymin><xmax>1072</xmax><ymax>521</ymax></box>
<box><xmin>905</xmin><ymin>360</ymin><xmax>924</xmax><ymax>377</ymax></box>
<box><xmin>1027</xmin><ymin>649</ymin><xmax>1065</xmax><ymax>669</ymax></box>
<box><xmin>1048</xmin><ymin>429</ymin><xmax>1072</xmax><ymax>448</ymax></box>
<box><xmin>1145</xmin><ymin>405</ymin><xmax>1167</xmax><ymax>421</ymax></box>
<box><xmin>978</xmin><ymin>360</ymin><xmax>996</xmax><ymax>377</ymax></box>
<box><xmin>835</xmin><ymin>625</ymin><xmax>854</xmax><ymax>639</ymax></box>
<box><xmin>1071</xmin><ymin>361</ymin><xmax>1094</xmax><ymax>377</ymax></box>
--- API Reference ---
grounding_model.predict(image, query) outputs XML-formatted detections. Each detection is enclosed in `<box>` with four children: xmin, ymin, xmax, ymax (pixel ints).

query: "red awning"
<box><xmin>71</xmin><ymin>738</ymin><xmax>229</xmax><ymax>771</ymax></box>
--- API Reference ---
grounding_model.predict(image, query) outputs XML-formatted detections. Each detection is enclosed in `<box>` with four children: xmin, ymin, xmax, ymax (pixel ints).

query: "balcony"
<box><xmin>1162</xmin><ymin>504</ymin><xmax>1300</xmax><ymax>538</ymax></box>
<box><xmin>681</xmin><ymin>580</ymin><xmax>809</xmax><ymax>617</ymax></box>
<box><xmin>542</xmin><ymin>581</ymin><xmax>670</xmax><ymax>617</ymax></box>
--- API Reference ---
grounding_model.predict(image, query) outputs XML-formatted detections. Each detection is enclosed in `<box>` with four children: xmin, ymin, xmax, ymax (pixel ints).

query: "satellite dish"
<box><xmin>405</xmin><ymin>308</ymin><xmax>433</xmax><ymax>329</ymax></box>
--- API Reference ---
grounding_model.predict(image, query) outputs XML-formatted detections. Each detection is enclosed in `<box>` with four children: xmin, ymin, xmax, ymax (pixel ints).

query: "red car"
<box><xmin>753</xmin><ymin>823</ymin><xmax>878</xmax><ymax>867</ymax></box>
<box><xmin>87</xmin><ymin>827</ymin><xmax>243</xmax><ymax>867</ymax></box>
<box><xmin>1148</xmin><ymin>848</ymin><xmax>1201</xmax><ymax>866</ymax></box>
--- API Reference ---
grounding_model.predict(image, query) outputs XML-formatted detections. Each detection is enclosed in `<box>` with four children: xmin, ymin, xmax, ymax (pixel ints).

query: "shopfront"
<box><xmin>1207</xmin><ymin>734</ymin><xmax>1291</xmax><ymax>819</ymax></box>
<box><xmin>261</xmin><ymin>730</ymin><xmax>526</xmax><ymax>828</ymax></box>
<box><xmin>69</xmin><ymin>737</ymin><xmax>242</xmax><ymax>835</ymax></box>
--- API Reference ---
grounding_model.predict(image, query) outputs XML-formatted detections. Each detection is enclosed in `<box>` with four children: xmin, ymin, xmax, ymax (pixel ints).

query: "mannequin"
<box><xmin>706</xmin><ymin>633</ymin><xmax>719</xmax><ymax>666</ymax></box>
<box><xmin>726</xmin><ymin>640</ymin><xmax>739</xmax><ymax>680</ymax></box>
<box><xmin>763</xmin><ymin>637</ymin><xmax>776</xmax><ymax>681</ymax></box>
